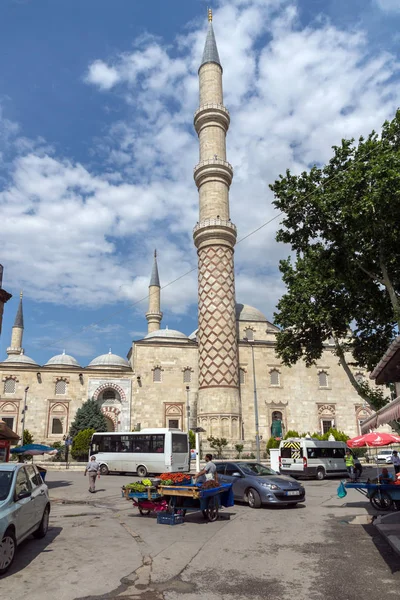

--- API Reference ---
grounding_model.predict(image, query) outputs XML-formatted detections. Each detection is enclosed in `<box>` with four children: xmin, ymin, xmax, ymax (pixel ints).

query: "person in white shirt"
<box><xmin>391</xmin><ymin>450</ymin><xmax>400</xmax><ymax>475</ymax></box>
<box><xmin>84</xmin><ymin>455</ymin><xmax>100</xmax><ymax>493</ymax></box>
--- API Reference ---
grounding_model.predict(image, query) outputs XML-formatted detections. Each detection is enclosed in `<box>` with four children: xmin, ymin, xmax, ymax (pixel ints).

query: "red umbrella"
<box><xmin>347</xmin><ymin>432</ymin><xmax>400</xmax><ymax>448</ymax></box>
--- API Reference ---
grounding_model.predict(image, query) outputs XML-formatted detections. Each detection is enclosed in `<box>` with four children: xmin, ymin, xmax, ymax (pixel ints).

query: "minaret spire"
<box><xmin>146</xmin><ymin>250</ymin><xmax>162</xmax><ymax>334</ymax></box>
<box><xmin>7</xmin><ymin>290</ymin><xmax>25</xmax><ymax>356</ymax></box>
<box><xmin>193</xmin><ymin>12</ymin><xmax>240</xmax><ymax>442</ymax></box>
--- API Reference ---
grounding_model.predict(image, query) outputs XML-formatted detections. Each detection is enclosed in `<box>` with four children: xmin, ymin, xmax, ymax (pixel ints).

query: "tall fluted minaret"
<box><xmin>7</xmin><ymin>291</ymin><xmax>24</xmax><ymax>356</ymax></box>
<box><xmin>146</xmin><ymin>250</ymin><xmax>162</xmax><ymax>334</ymax></box>
<box><xmin>193</xmin><ymin>10</ymin><xmax>240</xmax><ymax>440</ymax></box>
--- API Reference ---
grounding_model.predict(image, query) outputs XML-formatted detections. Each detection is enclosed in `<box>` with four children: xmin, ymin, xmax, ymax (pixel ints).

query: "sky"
<box><xmin>1</xmin><ymin>0</ymin><xmax>400</xmax><ymax>366</ymax></box>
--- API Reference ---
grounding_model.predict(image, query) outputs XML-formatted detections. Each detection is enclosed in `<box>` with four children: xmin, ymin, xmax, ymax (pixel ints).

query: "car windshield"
<box><xmin>240</xmin><ymin>463</ymin><xmax>277</xmax><ymax>476</ymax></box>
<box><xmin>0</xmin><ymin>470</ymin><xmax>14</xmax><ymax>501</ymax></box>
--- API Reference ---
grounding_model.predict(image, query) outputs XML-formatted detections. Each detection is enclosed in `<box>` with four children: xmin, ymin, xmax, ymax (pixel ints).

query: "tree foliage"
<box><xmin>69</xmin><ymin>399</ymin><xmax>108</xmax><ymax>438</ymax></box>
<box><xmin>270</xmin><ymin>110</ymin><xmax>400</xmax><ymax>409</ymax></box>
<box><xmin>235</xmin><ymin>443</ymin><xmax>244</xmax><ymax>458</ymax></box>
<box><xmin>71</xmin><ymin>428</ymin><xmax>95</xmax><ymax>461</ymax></box>
<box><xmin>207</xmin><ymin>436</ymin><xmax>228</xmax><ymax>458</ymax></box>
<box><xmin>23</xmin><ymin>429</ymin><xmax>34</xmax><ymax>445</ymax></box>
<box><xmin>189</xmin><ymin>430</ymin><xmax>196</xmax><ymax>450</ymax></box>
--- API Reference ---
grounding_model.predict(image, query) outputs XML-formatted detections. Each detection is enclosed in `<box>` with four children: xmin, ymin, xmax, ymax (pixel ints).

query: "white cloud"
<box><xmin>374</xmin><ymin>0</ymin><xmax>400</xmax><ymax>13</ymax></box>
<box><xmin>1</xmin><ymin>0</ymin><xmax>400</xmax><ymax>328</ymax></box>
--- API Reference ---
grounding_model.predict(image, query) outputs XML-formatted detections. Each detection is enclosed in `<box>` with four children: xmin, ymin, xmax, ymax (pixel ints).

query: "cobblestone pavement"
<box><xmin>1</xmin><ymin>470</ymin><xmax>400</xmax><ymax>600</ymax></box>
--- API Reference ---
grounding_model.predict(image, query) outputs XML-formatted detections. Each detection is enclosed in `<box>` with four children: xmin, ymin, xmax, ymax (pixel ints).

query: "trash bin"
<box><xmin>38</xmin><ymin>467</ymin><xmax>47</xmax><ymax>482</ymax></box>
<box><xmin>269</xmin><ymin>448</ymin><xmax>280</xmax><ymax>472</ymax></box>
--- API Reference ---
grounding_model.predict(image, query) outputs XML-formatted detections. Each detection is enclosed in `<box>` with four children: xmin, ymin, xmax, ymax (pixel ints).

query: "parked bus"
<box><xmin>89</xmin><ymin>428</ymin><xmax>189</xmax><ymax>476</ymax></box>
<box><xmin>279</xmin><ymin>438</ymin><xmax>361</xmax><ymax>480</ymax></box>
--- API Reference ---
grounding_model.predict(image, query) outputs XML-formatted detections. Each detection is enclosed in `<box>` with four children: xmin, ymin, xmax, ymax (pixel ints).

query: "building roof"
<box><xmin>1</xmin><ymin>353</ymin><xmax>39</xmax><ymax>366</ymax></box>
<box><xmin>370</xmin><ymin>335</ymin><xmax>400</xmax><ymax>384</ymax></box>
<box><xmin>235</xmin><ymin>303</ymin><xmax>268</xmax><ymax>323</ymax></box>
<box><xmin>150</xmin><ymin>250</ymin><xmax>160</xmax><ymax>287</ymax></box>
<box><xmin>13</xmin><ymin>293</ymin><xmax>24</xmax><ymax>329</ymax></box>
<box><xmin>200</xmin><ymin>21</ymin><xmax>221</xmax><ymax>70</ymax></box>
<box><xmin>143</xmin><ymin>327</ymin><xmax>189</xmax><ymax>341</ymax></box>
<box><xmin>88</xmin><ymin>351</ymin><xmax>131</xmax><ymax>369</ymax></box>
<box><xmin>45</xmin><ymin>352</ymin><xmax>81</xmax><ymax>367</ymax></box>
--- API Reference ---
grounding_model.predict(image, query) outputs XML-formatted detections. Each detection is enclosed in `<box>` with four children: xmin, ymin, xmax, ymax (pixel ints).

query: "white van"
<box><xmin>279</xmin><ymin>438</ymin><xmax>355</xmax><ymax>480</ymax></box>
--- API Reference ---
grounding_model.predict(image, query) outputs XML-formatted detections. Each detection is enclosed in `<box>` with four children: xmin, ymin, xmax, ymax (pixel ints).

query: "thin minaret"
<box><xmin>193</xmin><ymin>10</ymin><xmax>241</xmax><ymax>440</ymax></box>
<box><xmin>7</xmin><ymin>291</ymin><xmax>24</xmax><ymax>356</ymax></box>
<box><xmin>146</xmin><ymin>250</ymin><xmax>162</xmax><ymax>334</ymax></box>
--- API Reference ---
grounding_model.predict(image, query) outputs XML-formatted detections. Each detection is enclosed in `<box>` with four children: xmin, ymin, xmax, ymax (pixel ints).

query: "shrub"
<box><xmin>71</xmin><ymin>428</ymin><xmax>95</xmax><ymax>461</ymax></box>
<box><xmin>235</xmin><ymin>444</ymin><xmax>244</xmax><ymax>458</ymax></box>
<box><xmin>23</xmin><ymin>429</ymin><xmax>34</xmax><ymax>445</ymax></box>
<box><xmin>189</xmin><ymin>430</ymin><xmax>196</xmax><ymax>450</ymax></box>
<box><xmin>207</xmin><ymin>436</ymin><xmax>228</xmax><ymax>459</ymax></box>
<box><xmin>284</xmin><ymin>430</ymin><xmax>300</xmax><ymax>439</ymax></box>
<box><xmin>266</xmin><ymin>436</ymin><xmax>279</xmax><ymax>455</ymax></box>
<box><xmin>321</xmin><ymin>428</ymin><xmax>349</xmax><ymax>442</ymax></box>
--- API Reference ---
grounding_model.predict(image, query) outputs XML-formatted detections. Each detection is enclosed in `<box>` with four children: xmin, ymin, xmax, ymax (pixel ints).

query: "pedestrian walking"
<box><xmin>84</xmin><ymin>455</ymin><xmax>100</xmax><ymax>493</ymax></box>
<box><xmin>391</xmin><ymin>450</ymin><xmax>400</xmax><ymax>475</ymax></box>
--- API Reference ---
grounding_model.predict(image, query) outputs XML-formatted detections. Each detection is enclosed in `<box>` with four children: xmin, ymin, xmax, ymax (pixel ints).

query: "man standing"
<box><xmin>84</xmin><ymin>455</ymin><xmax>100</xmax><ymax>493</ymax></box>
<box><xmin>195</xmin><ymin>453</ymin><xmax>217</xmax><ymax>483</ymax></box>
<box><xmin>391</xmin><ymin>450</ymin><xmax>400</xmax><ymax>475</ymax></box>
<box><xmin>345</xmin><ymin>449</ymin><xmax>355</xmax><ymax>481</ymax></box>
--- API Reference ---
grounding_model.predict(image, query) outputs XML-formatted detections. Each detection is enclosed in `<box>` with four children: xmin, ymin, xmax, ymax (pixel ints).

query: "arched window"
<box><xmin>51</xmin><ymin>418</ymin><xmax>63</xmax><ymax>434</ymax></box>
<box><xmin>55</xmin><ymin>380</ymin><xmax>67</xmax><ymax>395</ymax></box>
<box><xmin>270</xmin><ymin>369</ymin><xmax>280</xmax><ymax>386</ymax></box>
<box><xmin>183</xmin><ymin>369</ymin><xmax>192</xmax><ymax>384</ymax></box>
<box><xmin>103</xmin><ymin>389</ymin><xmax>116</xmax><ymax>401</ymax></box>
<box><xmin>3</xmin><ymin>378</ymin><xmax>16</xmax><ymax>394</ymax></box>
<box><xmin>318</xmin><ymin>371</ymin><xmax>329</xmax><ymax>388</ymax></box>
<box><xmin>239</xmin><ymin>368</ymin><xmax>246</xmax><ymax>385</ymax></box>
<box><xmin>153</xmin><ymin>367</ymin><xmax>162</xmax><ymax>383</ymax></box>
<box><xmin>244</xmin><ymin>328</ymin><xmax>254</xmax><ymax>341</ymax></box>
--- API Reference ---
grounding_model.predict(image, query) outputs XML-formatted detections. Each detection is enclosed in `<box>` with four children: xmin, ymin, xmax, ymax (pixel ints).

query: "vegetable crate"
<box><xmin>156</xmin><ymin>512</ymin><xmax>184</xmax><ymax>526</ymax></box>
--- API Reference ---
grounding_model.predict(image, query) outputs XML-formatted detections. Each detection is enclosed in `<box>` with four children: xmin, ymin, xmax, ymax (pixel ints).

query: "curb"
<box><xmin>374</xmin><ymin>513</ymin><xmax>400</xmax><ymax>557</ymax></box>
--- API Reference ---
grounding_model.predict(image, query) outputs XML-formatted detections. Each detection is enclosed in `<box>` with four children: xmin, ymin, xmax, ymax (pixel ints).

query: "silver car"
<box><xmin>215</xmin><ymin>461</ymin><xmax>306</xmax><ymax>508</ymax></box>
<box><xmin>0</xmin><ymin>463</ymin><xmax>51</xmax><ymax>574</ymax></box>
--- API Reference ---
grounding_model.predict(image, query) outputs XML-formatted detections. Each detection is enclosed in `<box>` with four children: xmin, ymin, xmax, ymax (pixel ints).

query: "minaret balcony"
<box><xmin>193</xmin><ymin>158</ymin><xmax>233</xmax><ymax>189</ymax></box>
<box><xmin>193</xmin><ymin>218</ymin><xmax>237</xmax><ymax>249</ymax></box>
<box><xmin>194</xmin><ymin>103</ymin><xmax>230</xmax><ymax>134</ymax></box>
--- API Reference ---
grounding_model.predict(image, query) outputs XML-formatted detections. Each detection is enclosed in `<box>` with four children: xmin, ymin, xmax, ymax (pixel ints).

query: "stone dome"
<box><xmin>88</xmin><ymin>351</ymin><xmax>131</xmax><ymax>369</ymax></box>
<box><xmin>144</xmin><ymin>327</ymin><xmax>189</xmax><ymax>342</ymax></box>
<box><xmin>45</xmin><ymin>352</ymin><xmax>80</xmax><ymax>367</ymax></box>
<box><xmin>235</xmin><ymin>303</ymin><xmax>268</xmax><ymax>323</ymax></box>
<box><xmin>1</xmin><ymin>353</ymin><xmax>39</xmax><ymax>366</ymax></box>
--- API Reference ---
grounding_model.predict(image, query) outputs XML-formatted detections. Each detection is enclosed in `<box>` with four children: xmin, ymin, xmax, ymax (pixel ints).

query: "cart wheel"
<box><xmin>206</xmin><ymin>497</ymin><xmax>219</xmax><ymax>522</ymax></box>
<box><xmin>202</xmin><ymin>510</ymin><xmax>208</xmax><ymax>519</ymax></box>
<box><xmin>370</xmin><ymin>490</ymin><xmax>393</xmax><ymax>511</ymax></box>
<box><xmin>138</xmin><ymin>507</ymin><xmax>151</xmax><ymax>516</ymax></box>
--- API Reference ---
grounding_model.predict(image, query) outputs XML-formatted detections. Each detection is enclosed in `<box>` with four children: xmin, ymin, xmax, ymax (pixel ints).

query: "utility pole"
<box><xmin>185</xmin><ymin>386</ymin><xmax>190</xmax><ymax>433</ymax></box>
<box><xmin>245</xmin><ymin>339</ymin><xmax>260</xmax><ymax>462</ymax></box>
<box><xmin>21</xmin><ymin>386</ymin><xmax>29</xmax><ymax>445</ymax></box>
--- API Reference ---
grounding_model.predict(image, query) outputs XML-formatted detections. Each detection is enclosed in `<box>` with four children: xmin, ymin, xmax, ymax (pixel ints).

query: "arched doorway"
<box><xmin>97</xmin><ymin>387</ymin><xmax>122</xmax><ymax>432</ymax></box>
<box><xmin>104</xmin><ymin>415</ymin><xmax>115</xmax><ymax>432</ymax></box>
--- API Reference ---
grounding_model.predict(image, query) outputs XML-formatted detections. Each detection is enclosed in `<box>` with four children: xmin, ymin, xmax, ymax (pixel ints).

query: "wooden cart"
<box><xmin>345</xmin><ymin>482</ymin><xmax>400</xmax><ymax>511</ymax></box>
<box><xmin>159</xmin><ymin>483</ymin><xmax>234</xmax><ymax>522</ymax></box>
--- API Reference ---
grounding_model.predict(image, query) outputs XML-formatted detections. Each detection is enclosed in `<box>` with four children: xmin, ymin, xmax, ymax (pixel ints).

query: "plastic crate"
<box><xmin>156</xmin><ymin>512</ymin><xmax>184</xmax><ymax>526</ymax></box>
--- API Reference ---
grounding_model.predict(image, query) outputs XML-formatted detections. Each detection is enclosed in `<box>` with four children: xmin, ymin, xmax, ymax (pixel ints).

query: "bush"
<box><xmin>71</xmin><ymin>428</ymin><xmax>95</xmax><ymax>461</ymax></box>
<box><xmin>321</xmin><ymin>428</ymin><xmax>349</xmax><ymax>442</ymax></box>
<box><xmin>50</xmin><ymin>441</ymin><xmax>65</xmax><ymax>462</ymax></box>
<box><xmin>266</xmin><ymin>436</ymin><xmax>279</xmax><ymax>455</ymax></box>
<box><xmin>242</xmin><ymin>453</ymin><xmax>256</xmax><ymax>459</ymax></box>
<box><xmin>235</xmin><ymin>444</ymin><xmax>244</xmax><ymax>458</ymax></box>
<box><xmin>23</xmin><ymin>430</ymin><xmax>34</xmax><ymax>445</ymax></box>
<box><xmin>189</xmin><ymin>430</ymin><xmax>196</xmax><ymax>450</ymax></box>
<box><xmin>284</xmin><ymin>430</ymin><xmax>300</xmax><ymax>439</ymax></box>
<box><xmin>207</xmin><ymin>436</ymin><xmax>228</xmax><ymax>459</ymax></box>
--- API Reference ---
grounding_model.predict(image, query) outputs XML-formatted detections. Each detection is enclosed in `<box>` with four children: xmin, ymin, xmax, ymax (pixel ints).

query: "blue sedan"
<box><xmin>215</xmin><ymin>461</ymin><xmax>306</xmax><ymax>508</ymax></box>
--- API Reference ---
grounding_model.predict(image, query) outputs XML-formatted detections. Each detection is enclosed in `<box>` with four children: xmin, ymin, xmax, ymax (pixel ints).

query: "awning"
<box><xmin>0</xmin><ymin>420</ymin><xmax>20</xmax><ymax>441</ymax></box>
<box><xmin>370</xmin><ymin>335</ymin><xmax>400</xmax><ymax>384</ymax></box>
<box><xmin>361</xmin><ymin>395</ymin><xmax>400</xmax><ymax>433</ymax></box>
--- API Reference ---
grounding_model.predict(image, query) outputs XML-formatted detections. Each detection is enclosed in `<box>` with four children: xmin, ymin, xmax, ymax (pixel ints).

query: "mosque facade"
<box><xmin>0</xmin><ymin>15</ymin><xmax>377</xmax><ymax>450</ymax></box>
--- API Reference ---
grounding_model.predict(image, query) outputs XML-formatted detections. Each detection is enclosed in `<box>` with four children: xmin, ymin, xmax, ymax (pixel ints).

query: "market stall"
<box><xmin>0</xmin><ymin>419</ymin><xmax>20</xmax><ymax>462</ymax></box>
<box><xmin>123</xmin><ymin>473</ymin><xmax>234</xmax><ymax>524</ymax></box>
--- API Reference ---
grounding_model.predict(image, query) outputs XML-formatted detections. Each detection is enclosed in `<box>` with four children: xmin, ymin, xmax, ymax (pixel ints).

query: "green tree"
<box><xmin>266</xmin><ymin>436</ymin><xmax>279</xmax><ymax>455</ymax></box>
<box><xmin>69</xmin><ymin>399</ymin><xmax>108</xmax><ymax>438</ymax></box>
<box><xmin>270</xmin><ymin>111</ymin><xmax>400</xmax><ymax>410</ymax></box>
<box><xmin>71</xmin><ymin>428</ymin><xmax>95</xmax><ymax>461</ymax></box>
<box><xmin>23</xmin><ymin>429</ymin><xmax>34</xmax><ymax>445</ymax></box>
<box><xmin>321</xmin><ymin>428</ymin><xmax>349</xmax><ymax>442</ymax></box>
<box><xmin>189</xmin><ymin>430</ymin><xmax>196</xmax><ymax>450</ymax></box>
<box><xmin>235</xmin><ymin>443</ymin><xmax>244</xmax><ymax>458</ymax></box>
<box><xmin>207</xmin><ymin>436</ymin><xmax>228</xmax><ymax>459</ymax></box>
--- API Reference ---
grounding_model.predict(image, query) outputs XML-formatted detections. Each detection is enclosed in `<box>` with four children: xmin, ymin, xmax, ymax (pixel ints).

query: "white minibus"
<box><xmin>89</xmin><ymin>428</ymin><xmax>189</xmax><ymax>476</ymax></box>
<box><xmin>279</xmin><ymin>438</ymin><xmax>358</xmax><ymax>480</ymax></box>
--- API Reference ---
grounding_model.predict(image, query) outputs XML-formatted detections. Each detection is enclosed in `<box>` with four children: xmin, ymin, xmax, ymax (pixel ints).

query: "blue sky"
<box><xmin>1</xmin><ymin>0</ymin><xmax>400</xmax><ymax>366</ymax></box>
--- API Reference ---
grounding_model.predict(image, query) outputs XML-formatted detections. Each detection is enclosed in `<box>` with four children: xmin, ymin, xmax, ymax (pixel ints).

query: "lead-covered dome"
<box><xmin>1</xmin><ymin>353</ymin><xmax>39</xmax><ymax>366</ymax></box>
<box><xmin>45</xmin><ymin>352</ymin><xmax>80</xmax><ymax>367</ymax></box>
<box><xmin>144</xmin><ymin>327</ymin><xmax>189</xmax><ymax>342</ymax></box>
<box><xmin>88</xmin><ymin>351</ymin><xmax>131</xmax><ymax>369</ymax></box>
<box><xmin>235</xmin><ymin>303</ymin><xmax>268</xmax><ymax>322</ymax></box>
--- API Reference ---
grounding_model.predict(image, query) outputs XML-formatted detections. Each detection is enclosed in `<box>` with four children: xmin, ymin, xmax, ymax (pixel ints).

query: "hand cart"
<box><xmin>123</xmin><ymin>486</ymin><xmax>168</xmax><ymax>516</ymax></box>
<box><xmin>159</xmin><ymin>483</ymin><xmax>234</xmax><ymax>522</ymax></box>
<box><xmin>345</xmin><ymin>482</ymin><xmax>400</xmax><ymax>511</ymax></box>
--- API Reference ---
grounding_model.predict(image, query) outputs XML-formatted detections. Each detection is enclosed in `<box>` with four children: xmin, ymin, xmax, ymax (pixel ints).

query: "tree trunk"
<box><xmin>333</xmin><ymin>336</ymin><xmax>374</xmax><ymax>408</ymax></box>
<box><xmin>379</xmin><ymin>254</ymin><xmax>400</xmax><ymax>328</ymax></box>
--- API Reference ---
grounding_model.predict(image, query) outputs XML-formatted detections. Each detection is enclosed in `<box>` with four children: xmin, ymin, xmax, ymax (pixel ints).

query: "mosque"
<box><xmin>0</xmin><ymin>13</ymin><xmax>374</xmax><ymax>450</ymax></box>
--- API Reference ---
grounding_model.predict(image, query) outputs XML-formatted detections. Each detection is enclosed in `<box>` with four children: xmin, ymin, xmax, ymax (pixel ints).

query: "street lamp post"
<box><xmin>185</xmin><ymin>385</ymin><xmax>190</xmax><ymax>433</ymax></box>
<box><xmin>21</xmin><ymin>386</ymin><xmax>29</xmax><ymax>445</ymax></box>
<box><xmin>244</xmin><ymin>339</ymin><xmax>260</xmax><ymax>463</ymax></box>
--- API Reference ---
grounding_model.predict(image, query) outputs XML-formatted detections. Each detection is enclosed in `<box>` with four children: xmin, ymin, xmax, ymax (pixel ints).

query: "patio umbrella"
<box><xmin>347</xmin><ymin>432</ymin><xmax>400</xmax><ymax>482</ymax></box>
<box><xmin>10</xmin><ymin>444</ymin><xmax>58</xmax><ymax>456</ymax></box>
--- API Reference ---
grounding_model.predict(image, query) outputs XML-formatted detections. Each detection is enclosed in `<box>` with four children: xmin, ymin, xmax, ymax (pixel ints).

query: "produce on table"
<box><xmin>201</xmin><ymin>480</ymin><xmax>219</xmax><ymax>490</ymax></box>
<box><xmin>159</xmin><ymin>472</ymin><xmax>191</xmax><ymax>485</ymax></box>
<box><xmin>124</xmin><ymin>482</ymin><xmax>147</xmax><ymax>492</ymax></box>
<box><xmin>141</xmin><ymin>478</ymin><xmax>152</xmax><ymax>487</ymax></box>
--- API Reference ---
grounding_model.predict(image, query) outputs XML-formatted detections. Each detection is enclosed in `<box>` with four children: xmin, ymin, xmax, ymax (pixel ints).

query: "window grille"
<box><xmin>318</xmin><ymin>372</ymin><xmax>329</xmax><ymax>388</ymax></box>
<box><xmin>4</xmin><ymin>378</ymin><xmax>16</xmax><ymax>394</ymax></box>
<box><xmin>55</xmin><ymin>380</ymin><xmax>67</xmax><ymax>395</ymax></box>
<box><xmin>244</xmin><ymin>328</ymin><xmax>254</xmax><ymax>341</ymax></box>
<box><xmin>183</xmin><ymin>369</ymin><xmax>192</xmax><ymax>384</ymax></box>
<box><xmin>239</xmin><ymin>369</ymin><xmax>245</xmax><ymax>385</ymax></box>
<box><xmin>153</xmin><ymin>368</ymin><xmax>162</xmax><ymax>383</ymax></box>
<box><xmin>270</xmin><ymin>370</ymin><xmax>280</xmax><ymax>386</ymax></box>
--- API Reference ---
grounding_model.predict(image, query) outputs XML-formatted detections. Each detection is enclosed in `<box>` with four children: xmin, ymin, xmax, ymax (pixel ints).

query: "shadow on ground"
<box><xmin>362</xmin><ymin>523</ymin><xmax>400</xmax><ymax>574</ymax></box>
<box><xmin>1</xmin><ymin>526</ymin><xmax>62</xmax><ymax>579</ymax></box>
<box><xmin>46</xmin><ymin>480</ymin><xmax>73</xmax><ymax>489</ymax></box>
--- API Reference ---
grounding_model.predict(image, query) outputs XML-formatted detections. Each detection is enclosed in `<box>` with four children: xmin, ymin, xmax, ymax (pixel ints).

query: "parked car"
<box><xmin>376</xmin><ymin>450</ymin><xmax>393</xmax><ymax>463</ymax></box>
<box><xmin>215</xmin><ymin>461</ymin><xmax>305</xmax><ymax>508</ymax></box>
<box><xmin>0</xmin><ymin>463</ymin><xmax>50</xmax><ymax>575</ymax></box>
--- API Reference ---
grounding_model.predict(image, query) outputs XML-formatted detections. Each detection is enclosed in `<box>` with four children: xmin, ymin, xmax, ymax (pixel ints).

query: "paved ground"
<box><xmin>2</xmin><ymin>468</ymin><xmax>400</xmax><ymax>600</ymax></box>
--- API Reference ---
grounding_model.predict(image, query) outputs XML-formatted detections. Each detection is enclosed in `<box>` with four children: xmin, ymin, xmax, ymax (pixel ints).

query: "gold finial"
<box><xmin>20</xmin><ymin>290</ymin><xmax>23</xmax><ymax>299</ymax></box>
<box><xmin>208</xmin><ymin>8</ymin><xmax>212</xmax><ymax>22</ymax></box>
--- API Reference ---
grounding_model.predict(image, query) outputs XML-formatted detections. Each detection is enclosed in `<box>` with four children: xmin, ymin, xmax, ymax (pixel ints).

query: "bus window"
<box><xmin>132</xmin><ymin>435</ymin><xmax>151</xmax><ymax>453</ymax></box>
<box><xmin>172</xmin><ymin>434</ymin><xmax>188</xmax><ymax>453</ymax></box>
<box><xmin>151</xmin><ymin>435</ymin><xmax>165</xmax><ymax>453</ymax></box>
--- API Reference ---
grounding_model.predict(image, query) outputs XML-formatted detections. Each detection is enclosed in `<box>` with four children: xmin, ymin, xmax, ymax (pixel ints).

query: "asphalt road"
<box><xmin>1</xmin><ymin>468</ymin><xmax>399</xmax><ymax>600</ymax></box>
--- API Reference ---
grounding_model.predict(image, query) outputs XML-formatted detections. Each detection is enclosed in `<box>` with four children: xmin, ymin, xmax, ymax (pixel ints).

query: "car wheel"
<box><xmin>247</xmin><ymin>488</ymin><xmax>261</xmax><ymax>509</ymax></box>
<box><xmin>316</xmin><ymin>468</ymin><xmax>325</xmax><ymax>481</ymax></box>
<box><xmin>0</xmin><ymin>530</ymin><xmax>16</xmax><ymax>575</ymax></box>
<box><xmin>100</xmin><ymin>464</ymin><xmax>109</xmax><ymax>475</ymax></box>
<box><xmin>34</xmin><ymin>505</ymin><xmax>50</xmax><ymax>539</ymax></box>
<box><xmin>137</xmin><ymin>465</ymin><xmax>148</xmax><ymax>478</ymax></box>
